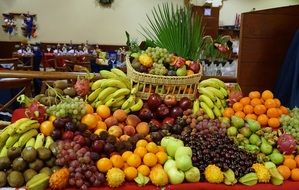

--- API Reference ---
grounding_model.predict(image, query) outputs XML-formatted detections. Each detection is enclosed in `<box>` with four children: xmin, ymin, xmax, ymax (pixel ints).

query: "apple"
<box><xmin>164</xmin><ymin>95</ymin><xmax>177</xmax><ymax>107</ymax></box>
<box><xmin>179</xmin><ymin>97</ymin><xmax>192</xmax><ymax>110</ymax></box>
<box><xmin>92</xmin><ymin>140</ymin><xmax>105</xmax><ymax>152</ymax></box>
<box><xmin>188</xmin><ymin>61</ymin><xmax>200</xmax><ymax>73</ymax></box>
<box><xmin>149</xmin><ymin>119</ymin><xmax>162</xmax><ymax>129</ymax></box>
<box><xmin>166</xmin><ymin>138</ymin><xmax>184</xmax><ymax>158</ymax></box>
<box><xmin>175</xmin><ymin>146</ymin><xmax>192</xmax><ymax>160</ymax></box>
<box><xmin>185</xmin><ymin>167</ymin><xmax>200</xmax><ymax>182</ymax></box>
<box><xmin>170</xmin><ymin>106</ymin><xmax>183</xmax><ymax>119</ymax></box>
<box><xmin>156</xmin><ymin>104</ymin><xmax>170</xmax><ymax>119</ymax></box>
<box><xmin>108</xmin><ymin>125</ymin><xmax>123</xmax><ymax>137</ymax></box>
<box><xmin>176</xmin><ymin>65</ymin><xmax>187</xmax><ymax>76</ymax></box>
<box><xmin>147</xmin><ymin>93</ymin><xmax>163</xmax><ymax>110</ymax></box>
<box><xmin>164</xmin><ymin>159</ymin><xmax>176</xmax><ymax>173</ymax></box>
<box><xmin>176</xmin><ymin>155</ymin><xmax>193</xmax><ymax>171</ymax></box>
<box><xmin>138</xmin><ymin>108</ymin><xmax>154</xmax><ymax>122</ymax></box>
<box><xmin>162</xmin><ymin>117</ymin><xmax>175</xmax><ymax>125</ymax></box>
<box><xmin>167</xmin><ymin>167</ymin><xmax>185</xmax><ymax>184</ymax></box>
<box><xmin>123</xmin><ymin>125</ymin><xmax>136</xmax><ymax>136</ymax></box>
<box><xmin>161</xmin><ymin>136</ymin><xmax>176</xmax><ymax>149</ymax></box>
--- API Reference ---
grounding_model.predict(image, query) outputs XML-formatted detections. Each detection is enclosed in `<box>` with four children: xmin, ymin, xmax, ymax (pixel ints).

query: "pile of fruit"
<box><xmin>131</xmin><ymin>47</ymin><xmax>201</xmax><ymax>76</ymax></box>
<box><xmin>1</xmin><ymin>67</ymin><xmax>299</xmax><ymax>190</ymax></box>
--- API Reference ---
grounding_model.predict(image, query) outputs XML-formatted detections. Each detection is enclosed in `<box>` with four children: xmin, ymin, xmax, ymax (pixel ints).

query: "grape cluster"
<box><xmin>46</xmin><ymin>96</ymin><xmax>86</xmax><ymax>124</ymax></box>
<box><xmin>149</xmin><ymin>63</ymin><xmax>168</xmax><ymax>75</ymax></box>
<box><xmin>180</xmin><ymin>125</ymin><xmax>257</xmax><ymax>179</ymax></box>
<box><xmin>145</xmin><ymin>47</ymin><xmax>172</xmax><ymax>64</ymax></box>
<box><xmin>55</xmin><ymin>140</ymin><xmax>105</xmax><ymax>189</ymax></box>
<box><xmin>281</xmin><ymin>108</ymin><xmax>299</xmax><ymax>141</ymax></box>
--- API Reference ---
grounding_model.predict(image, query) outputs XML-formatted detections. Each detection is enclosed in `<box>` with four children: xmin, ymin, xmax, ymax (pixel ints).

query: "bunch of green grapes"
<box><xmin>281</xmin><ymin>107</ymin><xmax>299</xmax><ymax>140</ymax></box>
<box><xmin>145</xmin><ymin>47</ymin><xmax>173</xmax><ymax>64</ymax></box>
<box><xmin>149</xmin><ymin>63</ymin><xmax>168</xmax><ymax>75</ymax></box>
<box><xmin>46</xmin><ymin>96</ymin><xmax>87</xmax><ymax>124</ymax></box>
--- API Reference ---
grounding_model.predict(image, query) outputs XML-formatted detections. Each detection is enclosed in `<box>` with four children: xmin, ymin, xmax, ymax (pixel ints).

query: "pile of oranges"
<box><xmin>277</xmin><ymin>155</ymin><xmax>299</xmax><ymax>181</ymax></box>
<box><xmin>224</xmin><ymin>90</ymin><xmax>288</xmax><ymax>128</ymax></box>
<box><xmin>96</xmin><ymin>140</ymin><xmax>168</xmax><ymax>181</ymax></box>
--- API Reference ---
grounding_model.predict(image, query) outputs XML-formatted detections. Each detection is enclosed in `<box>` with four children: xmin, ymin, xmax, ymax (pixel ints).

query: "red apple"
<box><xmin>164</xmin><ymin>95</ymin><xmax>177</xmax><ymax>107</ymax></box>
<box><xmin>149</xmin><ymin>119</ymin><xmax>162</xmax><ymax>129</ymax></box>
<box><xmin>188</xmin><ymin>61</ymin><xmax>200</xmax><ymax>73</ymax></box>
<box><xmin>147</xmin><ymin>93</ymin><xmax>162</xmax><ymax>110</ymax></box>
<box><xmin>62</xmin><ymin>131</ymin><xmax>74</xmax><ymax>140</ymax></box>
<box><xmin>92</xmin><ymin>140</ymin><xmax>105</xmax><ymax>152</ymax></box>
<box><xmin>123</xmin><ymin>125</ymin><xmax>136</xmax><ymax>136</ymax></box>
<box><xmin>156</xmin><ymin>104</ymin><xmax>170</xmax><ymax>120</ymax></box>
<box><xmin>138</xmin><ymin>108</ymin><xmax>154</xmax><ymax>122</ymax></box>
<box><xmin>179</xmin><ymin>97</ymin><xmax>192</xmax><ymax>110</ymax></box>
<box><xmin>162</xmin><ymin>117</ymin><xmax>175</xmax><ymax>125</ymax></box>
<box><xmin>170</xmin><ymin>106</ymin><xmax>184</xmax><ymax>119</ymax></box>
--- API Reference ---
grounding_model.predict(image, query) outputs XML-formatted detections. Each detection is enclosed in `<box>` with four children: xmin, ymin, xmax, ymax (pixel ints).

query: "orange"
<box><xmin>127</xmin><ymin>154</ymin><xmax>142</xmax><ymax>168</ymax></box>
<box><xmin>156</xmin><ymin>151</ymin><xmax>168</xmax><ymax>165</ymax></box>
<box><xmin>157</xmin><ymin>146</ymin><xmax>165</xmax><ymax>152</ymax></box>
<box><xmin>151</xmin><ymin>164</ymin><xmax>163</xmax><ymax>170</ymax></box>
<box><xmin>280</xmin><ymin>106</ymin><xmax>289</xmax><ymax>115</ymax></box>
<box><xmin>267</xmin><ymin>108</ymin><xmax>280</xmax><ymax>118</ymax></box>
<box><xmin>146</xmin><ymin>142</ymin><xmax>159</xmax><ymax>153</ymax></box>
<box><xmin>136</xmin><ymin>139</ymin><xmax>148</xmax><ymax>148</ymax></box>
<box><xmin>283</xmin><ymin>158</ymin><xmax>297</xmax><ymax>170</ymax></box>
<box><xmin>249</xmin><ymin>91</ymin><xmax>261</xmax><ymax>99</ymax></box>
<box><xmin>122</xmin><ymin>151</ymin><xmax>133</xmax><ymax>162</ymax></box>
<box><xmin>110</xmin><ymin>155</ymin><xmax>124</xmax><ymax>169</ymax></box>
<box><xmin>94</xmin><ymin>113</ymin><xmax>102</xmax><ymax>121</ymax></box>
<box><xmin>85</xmin><ymin>103</ymin><xmax>94</xmax><ymax>114</ymax></box>
<box><xmin>223</xmin><ymin>108</ymin><xmax>235</xmax><ymax>118</ymax></box>
<box><xmin>134</xmin><ymin>147</ymin><xmax>148</xmax><ymax>158</ymax></box>
<box><xmin>240</xmin><ymin>97</ymin><xmax>251</xmax><ymax>106</ymax></box>
<box><xmin>96</xmin><ymin>105</ymin><xmax>111</xmax><ymax>119</ymax></box>
<box><xmin>123</xmin><ymin>163</ymin><xmax>129</xmax><ymax>169</ymax></box>
<box><xmin>295</xmin><ymin>155</ymin><xmax>299</xmax><ymax>167</ymax></box>
<box><xmin>96</xmin><ymin>158</ymin><xmax>113</xmax><ymax>173</ymax></box>
<box><xmin>234</xmin><ymin>111</ymin><xmax>245</xmax><ymax>119</ymax></box>
<box><xmin>187</xmin><ymin>70</ymin><xmax>194</xmax><ymax>76</ymax></box>
<box><xmin>262</xmin><ymin>90</ymin><xmax>274</xmax><ymax>100</ymax></box>
<box><xmin>48</xmin><ymin>115</ymin><xmax>56</xmax><ymax>122</ymax></box>
<box><xmin>40</xmin><ymin>121</ymin><xmax>54</xmax><ymax>136</ymax></box>
<box><xmin>250</xmin><ymin>98</ymin><xmax>262</xmax><ymax>107</ymax></box>
<box><xmin>81</xmin><ymin>113</ymin><xmax>98</xmax><ymax>130</ymax></box>
<box><xmin>277</xmin><ymin>165</ymin><xmax>291</xmax><ymax>180</ymax></box>
<box><xmin>96</xmin><ymin>121</ymin><xmax>107</xmax><ymax>130</ymax></box>
<box><xmin>254</xmin><ymin>104</ymin><xmax>267</xmax><ymax>115</ymax></box>
<box><xmin>233</xmin><ymin>102</ymin><xmax>243</xmax><ymax>112</ymax></box>
<box><xmin>264</xmin><ymin>99</ymin><xmax>276</xmax><ymax>109</ymax></box>
<box><xmin>274</xmin><ymin>98</ymin><xmax>281</xmax><ymax>108</ymax></box>
<box><xmin>268</xmin><ymin>118</ymin><xmax>280</xmax><ymax>128</ymax></box>
<box><xmin>284</xmin><ymin>155</ymin><xmax>295</xmax><ymax>160</ymax></box>
<box><xmin>137</xmin><ymin>165</ymin><xmax>151</xmax><ymax>176</ymax></box>
<box><xmin>124</xmin><ymin>167</ymin><xmax>138</xmax><ymax>181</ymax></box>
<box><xmin>243</xmin><ymin>105</ymin><xmax>254</xmax><ymax>114</ymax></box>
<box><xmin>291</xmin><ymin>168</ymin><xmax>299</xmax><ymax>181</ymax></box>
<box><xmin>245</xmin><ymin>114</ymin><xmax>257</xmax><ymax>120</ymax></box>
<box><xmin>257</xmin><ymin>114</ymin><xmax>269</xmax><ymax>126</ymax></box>
<box><xmin>143</xmin><ymin>153</ymin><xmax>158</xmax><ymax>167</ymax></box>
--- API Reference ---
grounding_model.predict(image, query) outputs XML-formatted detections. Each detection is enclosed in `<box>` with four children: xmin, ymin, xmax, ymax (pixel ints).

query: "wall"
<box><xmin>0</xmin><ymin>0</ymin><xmax>299</xmax><ymax>44</ymax></box>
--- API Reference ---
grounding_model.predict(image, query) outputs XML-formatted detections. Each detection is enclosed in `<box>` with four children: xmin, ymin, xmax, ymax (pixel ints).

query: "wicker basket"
<box><xmin>126</xmin><ymin>57</ymin><xmax>202</xmax><ymax>100</ymax></box>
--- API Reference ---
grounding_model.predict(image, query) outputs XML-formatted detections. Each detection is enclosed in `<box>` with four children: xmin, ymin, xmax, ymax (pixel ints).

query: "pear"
<box><xmin>246</xmin><ymin>119</ymin><xmax>261</xmax><ymax>132</ymax></box>
<box><xmin>231</xmin><ymin>116</ymin><xmax>245</xmax><ymax>129</ymax></box>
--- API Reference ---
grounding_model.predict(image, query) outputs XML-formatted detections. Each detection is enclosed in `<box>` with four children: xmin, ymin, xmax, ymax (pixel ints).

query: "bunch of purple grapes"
<box><xmin>55</xmin><ymin>140</ymin><xmax>105</xmax><ymax>189</ymax></box>
<box><xmin>180</xmin><ymin>125</ymin><xmax>257</xmax><ymax>179</ymax></box>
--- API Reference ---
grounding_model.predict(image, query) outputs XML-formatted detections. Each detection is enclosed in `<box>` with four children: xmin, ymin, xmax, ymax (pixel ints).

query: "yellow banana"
<box><xmin>97</xmin><ymin>87</ymin><xmax>118</xmax><ymax>101</ymax></box>
<box><xmin>199</xmin><ymin>79</ymin><xmax>220</xmax><ymax>89</ymax></box>
<box><xmin>121</xmin><ymin>95</ymin><xmax>136</xmax><ymax>110</ymax></box>
<box><xmin>131</xmin><ymin>86</ymin><xmax>138</xmax><ymax>94</ymax></box>
<box><xmin>129</xmin><ymin>98</ymin><xmax>143</xmax><ymax>112</ymax></box>
<box><xmin>213</xmin><ymin>106</ymin><xmax>222</xmax><ymax>117</ymax></box>
<box><xmin>105</xmin><ymin>96</ymin><xmax>125</xmax><ymax>107</ymax></box>
<box><xmin>205</xmin><ymin>86</ymin><xmax>225</xmax><ymax>99</ymax></box>
<box><xmin>8</xmin><ymin>118</ymin><xmax>31</xmax><ymax>135</ymax></box>
<box><xmin>199</xmin><ymin>95</ymin><xmax>214</xmax><ymax>108</ymax></box>
<box><xmin>208</xmin><ymin>78</ymin><xmax>226</xmax><ymax>88</ymax></box>
<box><xmin>95</xmin><ymin>100</ymin><xmax>104</xmax><ymax>108</ymax></box>
<box><xmin>111</xmin><ymin>88</ymin><xmax>131</xmax><ymax>99</ymax></box>
<box><xmin>5</xmin><ymin>133</ymin><xmax>21</xmax><ymax>148</ymax></box>
<box><xmin>221</xmin><ymin>99</ymin><xmax>227</xmax><ymax>108</ymax></box>
<box><xmin>219</xmin><ymin>87</ymin><xmax>228</xmax><ymax>97</ymax></box>
<box><xmin>91</xmin><ymin>79</ymin><xmax>109</xmax><ymax>90</ymax></box>
<box><xmin>111</xmin><ymin>68</ymin><xmax>127</xmax><ymax>78</ymax></box>
<box><xmin>111</xmin><ymin>99</ymin><xmax>126</xmax><ymax>108</ymax></box>
<box><xmin>99</xmin><ymin>70</ymin><xmax>118</xmax><ymax>79</ymax></box>
<box><xmin>111</xmin><ymin>68</ymin><xmax>131</xmax><ymax>89</ymax></box>
<box><xmin>198</xmin><ymin>87</ymin><xmax>216</xmax><ymax>101</ymax></box>
<box><xmin>101</xmin><ymin>79</ymin><xmax>127</xmax><ymax>89</ymax></box>
<box><xmin>0</xmin><ymin>127</ymin><xmax>10</xmax><ymax>150</ymax></box>
<box><xmin>214</xmin><ymin>97</ymin><xmax>223</xmax><ymax>109</ymax></box>
<box><xmin>26</xmin><ymin>138</ymin><xmax>36</xmax><ymax>147</ymax></box>
<box><xmin>88</xmin><ymin>88</ymin><xmax>102</xmax><ymax>102</ymax></box>
<box><xmin>0</xmin><ymin>146</ymin><xmax>7</xmax><ymax>157</ymax></box>
<box><xmin>18</xmin><ymin>129</ymin><xmax>38</xmax><ymax>147</ymax></box>
<box><xmin>34</xmin><ymin>133</ymin><xmax>45</xmax><ymax>149</ymax></box>
<box><xmin>200</xmin><ymin>102</ymin><xmax>215</xmax><ymax>119</ymax></box>
<box><xmin>16</xmin><ymin>121</ymin><xmax>39</xmax><ymax>134</ymax></box>
<box><xmin>192</xmin><ymin>99</ymin><xmax>200</xmax><ymax>114</ymax></box>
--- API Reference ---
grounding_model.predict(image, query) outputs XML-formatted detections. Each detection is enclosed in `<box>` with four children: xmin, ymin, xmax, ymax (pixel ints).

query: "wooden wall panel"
<box><xmin>238</xmin><ymin>5</ymin><xmax>299</xmax><ymax>95</ymax></box>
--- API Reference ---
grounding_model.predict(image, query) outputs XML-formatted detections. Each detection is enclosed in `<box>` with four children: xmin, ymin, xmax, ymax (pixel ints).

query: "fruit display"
<box><xmin>281</xmin><ymin>107</ymin><xmax>299</xmax><ymax>141</ymax></box>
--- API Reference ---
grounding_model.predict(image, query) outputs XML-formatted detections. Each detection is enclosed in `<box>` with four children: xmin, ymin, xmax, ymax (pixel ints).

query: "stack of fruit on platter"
<box><xmin>2</xmin><ymin>65</ymin><xmax>299</xmax><ymax>190</ymax></box>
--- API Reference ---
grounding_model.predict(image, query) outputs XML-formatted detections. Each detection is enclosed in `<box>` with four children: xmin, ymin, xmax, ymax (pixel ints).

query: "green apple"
<box><xmin>176</xmin><ymin>155</ymin><xmax>193</xmax><ymax>171</ymax></box>
<box><xmin>167</xmin><ymin>167</ymin><xmax>185</xmax><ymax>184</ymax></box>
<box><xmin>176</xmin><ymin>65</ymin><xmax>187</xmax><ymax>76</ymax></box>
<box><xmin>175</xmin><ymin>146</ymin><xmax>192</xmax><ymax>160</ymax></box>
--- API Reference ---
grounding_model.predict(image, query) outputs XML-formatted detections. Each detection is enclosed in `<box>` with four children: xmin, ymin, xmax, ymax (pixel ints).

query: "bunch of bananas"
<box><xmin>0</xmin><ymin>118</ymin><xmax>54</xmax><ymax>157</ymax></box>
<box><xmin>88</xmin><ymin>68</ymin><xmax>143</xmax><ymax>113</ymax></box>
<box><xmin>193</xmin><ymin>78</ymin><xmax>228</xmax><ymax>119</ymax></box>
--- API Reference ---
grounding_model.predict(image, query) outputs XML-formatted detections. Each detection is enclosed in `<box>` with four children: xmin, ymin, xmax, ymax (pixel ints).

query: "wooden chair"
<box><xmin>65</xmin><ymin>55</ymin><xmax>92</xmax><ymax>72</ymax></box>
<box><xmin>12</xmin><ymin>54</ymin><xmax>34</xmax><ymax>70</ymax></box>
<box><xmin>0</xmin><ymin>58</ymin><xmax>21</xmax><ymax>70</ymax></box>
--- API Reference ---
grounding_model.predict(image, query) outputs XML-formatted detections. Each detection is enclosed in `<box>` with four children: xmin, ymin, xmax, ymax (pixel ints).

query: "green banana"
<box><xmin>105</xmin><ymin>96</ymin><xmax>125</xmax><ymax>107</ymax></box>
<box><xmin>97</xmin><ymin>87</ymin><xmax>118</xmax><ymax>101</ymax></box>
<box><xmin>205</xmin><ymin>86</ymin><xmax>225</xmax><ymax>99</ymax></box>
<box><xmin>26</xmin><ymin>173</ymin><xmax>50</xmax><ymax>190</ymax></box>
<box><xmin>99</xmin><ymin>70</ymin><xmax>118</xmax><ymax>79</ymax></box>
<box><xmin>0</xmin><ymin>146</ymin><xmax>7</xmax><ymax>157</ymax></box>
<box><xmin>44</xmin><ymin>136</ymin><xmax>54</xmax><ymax>149</ymax></box>
<box><xmin>18</xmin><ymin>129</ymin><xmax>38</xmax><ymax>147</ymax></box>
<box><xmin>219</xmin><ymin>87</ymin><xmax>228</xmax><ymax>97</ymax></box>
<box><xmin>199</xmin><ymin>79</ymin><xmax>221</xmax><ymax>89</ymax></box>
<box><xmin>200</xmin><ymin>102</ymin><xmax>215</xmax><ymax>119</ymax></box>
<box><xmin>95</xmin><ymin>100</ymin><xmax>104</xmax><ymax>108</ymax></box>
<box><xmin>13</xmin><ymin>141</ymin><xmax>19</xmax><ymax>148</ymax></box>
<box><xmin>192</xmin><ymin>99</ymin><xmax>200</xmax><ymax>114</ymax></box>
<box><xmin>8</xmin><ymin>118</ymin><xmax>32</xmax><ymax>135</ymax></box>
<box><xmin>198</xmin><ymin>87</ymin><xmax>216</xmax><ymax>101</ymax></box>
<box><xmin>223</xmin><ymin>169</ymin><xmax>237</xmax><ymax>185</ymax></box>
<box><xmin>103</xmin><ymin>93</ymin><xmax>115</xmax><ymax>104</ymax></box>
<box><xmin>5</xmin><ymin>133</ymin><xmax>22</xmax><ymax>148</ymax></box>
<box><xmin>110</xmin><ymin>88</ymin><xmax>131</xmax><ymax>99</ymax></box>
<box><xmin>88</xmin><ymin>88</ymin><xmax>102</xmax><ymax>102</ymax></box>
<box><xmin>130</xmin><ymin>86</ymin><xmax>138</xmax><ymax>94</ymax></box>
<box><xmin>111</xmin><ymin>68</ymin><xmax>131</xmax><ymax>89</ymax></box>
<box><xmin>208</xmin><ymin>78</ymin><xmax>226</xmax><ymax>88</ymax></box>
<box><xmin>121</xmin><ymin>95</ymin><xmax>136</xmax><ymax>110</ymax></box>
<box><xmin>34</xmin><ymin>133</ymin><xmax>45</xmax><ymax>149</ymax></box>
<box><xmin>199</xmin><ymin>95</ymin><xmax>214</xmax><ymax>108</ymax></box>
<box><xmin>221</xmin><ymin>99</ymin><xmax>227</xmax><ymax>108</ymax></box>
<box><xmin>16</xmin><ymin>119</ymin><xmax>39</xmax><ymax>134</ymax></box>
<box><xmin>214</xmin><ymin>97</ymin><xmax>223</xmax><ymax>108</ymax></box>
<box><xmin>111</xmin><ymin>99</ymin><xmax>126</xmax><ymax>108</ymax></box>
<box><xmin>101</xmin><ymin>79</ymin><xmax>127</xmax><ymax>89</ymax></box>
<box><xmin>213</xmin><ymin>106</ymin><xmax>222</xmax><ymax>117</ymax></box>
<box><xmin>130</xmin><ymin>98</ymin><xmax>144</xmax><ymax>112</ymax></box>
<box><xmin>26</xmin><ymin>138</ymin><xmax>36</xmax><ymax>147</ymax></box>
<box><xmin>0</xmin><ymin>127</ymin><xmax>10</xmax><ymax>150</ymax></box>
<box><xmin>91</xmin><ymin>79</ymin><xmax>109</xmax><ymax>90</ymax></box>
<box><xmin>239</xmin><ymin>172</ymin><xmax>258</xmax><ymax>186</ymax></box>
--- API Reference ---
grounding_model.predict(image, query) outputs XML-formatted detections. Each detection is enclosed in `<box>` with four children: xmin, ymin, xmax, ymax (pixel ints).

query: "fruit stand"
<box><xmin>1</xmin><ymin>3</ymin><xmax>299</xmax><ymax>190</ymax></box>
